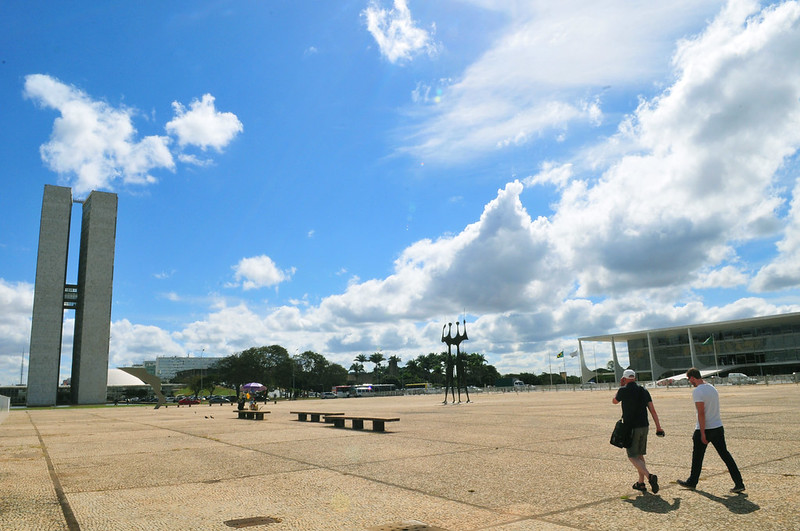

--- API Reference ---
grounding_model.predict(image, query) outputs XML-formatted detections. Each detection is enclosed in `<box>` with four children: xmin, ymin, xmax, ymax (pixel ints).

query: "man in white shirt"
<box><xmin>677</xmin><ymin>367</ymin><xmax>745</xmax><ymax>493</ymax></box>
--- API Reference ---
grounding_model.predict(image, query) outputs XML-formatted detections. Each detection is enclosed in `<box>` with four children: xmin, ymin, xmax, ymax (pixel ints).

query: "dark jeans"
<box><xmin>688</xmin><ymin>426</ymin><xmax>743</xmax><ymax>486</ymax></box>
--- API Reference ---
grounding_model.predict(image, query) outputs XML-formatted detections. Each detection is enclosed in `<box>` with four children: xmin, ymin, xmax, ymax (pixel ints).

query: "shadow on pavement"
<box><xmin>623</xmin><ymin>494</ymin><xmax>681</xmax><ymax>514</ymax></box>
<box><xmin>694</xmin><ymin>490</ymin><xmax>760</xmax><ymax>514</ymax></box>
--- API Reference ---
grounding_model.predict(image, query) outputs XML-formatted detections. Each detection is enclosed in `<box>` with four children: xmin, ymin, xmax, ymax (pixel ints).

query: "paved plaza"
<box><xmin>1</xmin><ymin>384</ymin><xmax>798</xmax><ymax>530</ymax></box>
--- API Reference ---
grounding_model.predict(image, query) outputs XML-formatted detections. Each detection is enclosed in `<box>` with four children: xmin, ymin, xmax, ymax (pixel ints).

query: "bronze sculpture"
<box><xmin>441</xmin><ymin>319</ymin><xmax>470</xmax><ymax>404</ymax></box>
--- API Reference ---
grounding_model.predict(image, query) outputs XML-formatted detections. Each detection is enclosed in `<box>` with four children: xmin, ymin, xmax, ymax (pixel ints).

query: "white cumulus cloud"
<box><xmin>232</xmin><ymin>255</ymin><xmax>295</xmax><ymax>291</ymax></box>
<box><xmin>23</xmin><ymin>74</ymin><xmax>175</xmax><ymax>196</ymax></box>
<box><xmin>166</xmin><ymin>93</ymin><xmax>243</xmax><ymax>151</ymax></box>
<box><xmin>363</xmin><ymin>0</ymin><xmax>439</xmax><ymax>64</ymax></box>
<box><xmin>109</xmin><ymin>319</ymin><xmax>186</xmax><ymax>368</ymax></box>
<box><xmin>402</xmin><ymin>0</ymin><xmax>724</xmax><ymax>162</ymax></box>
<box><xmin>23</xmin><ymin>75</ymin><xmax>243</xmax><ymax>196</ymax></box>
<box><xmin>549</xmin><ymin>0</ymin><xmax>800</xmax><ymax>297</ymax></box>
<box><xmin>0</xmin><ymin>279</ymin><xmax>33</xmax><ymax>352</ymax></box>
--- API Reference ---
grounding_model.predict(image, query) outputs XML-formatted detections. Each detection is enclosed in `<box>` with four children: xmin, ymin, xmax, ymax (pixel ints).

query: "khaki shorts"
<box><xmin>626</xmin><ymin>426</ymin><xmax>649</xmax><ymax>458</ymax></box>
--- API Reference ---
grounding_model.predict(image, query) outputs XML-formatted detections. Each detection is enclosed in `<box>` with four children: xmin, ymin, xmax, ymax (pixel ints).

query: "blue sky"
<box><xmin>3</xmin><ymin>0</ymin><xmax>800</xmax><ymax>385</ymax></box>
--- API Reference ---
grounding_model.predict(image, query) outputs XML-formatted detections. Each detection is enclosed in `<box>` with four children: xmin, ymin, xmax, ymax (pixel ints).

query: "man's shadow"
<box><xmin>626</xmin><ymin>487</ymin><xmax>760</xmax><ymax>515</ymax></box>
<box><xmin>693</xmin><ymin>489</ymin><xmax>760</xmax><ymax>514</ymax></box>
<box><xmin>622</xmin><ymin>493</ymin><xmax>680</xmax><ymax>513</ymax></box>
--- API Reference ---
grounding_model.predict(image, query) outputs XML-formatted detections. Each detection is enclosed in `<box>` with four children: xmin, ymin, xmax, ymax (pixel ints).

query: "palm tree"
<box><xmin>369</xmin><ymin>352</ymin><xmax>385</xmax><ymax>381</ymax></box>
<box><xmin>354</xmin><ymin>354</ymin><xmax>368</xmax><ymax>383</ymax></box>
<box><xmin>465</xmin><ymin>353</ymin><xmax>494</xmax><ymax>386</ymax></box>
<box><xmin>419</xmin><ymin>352</ymin><xmax>443</xmax><ymax>381</ymax></box>
<box><xmin>349</xmin><ymin>363</ymin><xmax>365</xmax><ymax>383</ymax></box>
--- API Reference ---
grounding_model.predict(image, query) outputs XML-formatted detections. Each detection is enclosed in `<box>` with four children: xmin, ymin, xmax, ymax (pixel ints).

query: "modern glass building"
<box><xmin>577</xmin><ymin>312</ymin><xmax>800</xmax><ymax>382</ymax></box>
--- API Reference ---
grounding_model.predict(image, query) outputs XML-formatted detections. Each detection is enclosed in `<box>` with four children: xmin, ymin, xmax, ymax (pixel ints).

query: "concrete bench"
<box><xmin>290</xmin><ymin>411</ymin><xmax>344</xmax><ymax>422</ymax></box>
<box><xmin>236</xmin><ymin>410</ymin><xmax>270</xmax><ymax>420</ymax></box>
<box><xmin>323</xmin><ymin>414</ymin><xmax>399</xmax><ymax>432</ymax></box>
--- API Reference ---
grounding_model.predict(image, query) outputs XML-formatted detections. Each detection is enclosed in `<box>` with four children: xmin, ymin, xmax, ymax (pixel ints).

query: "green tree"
<box><xmin>173</xmin><ymin>368</ymin><xmax>218</xmax><ymax>398</ymax></box>
<box><xmin>368</xmin><ymin>351</ymin><xmax>385</xmax><ymax>380</ymax></box>
<box><xmin>295</xmin><ymin>350</ymin><xmax>348</xmax><ymax>393</ymax></box>
<box><xmin>463</xmin><ymin>353</ymin><xmax>500</xmax><ymax>386</ymax></box>
<box><xmin>350</xmin><ymin>362</ymin><xmax>365</xmax><ymax>383</ymax></box>
<box><xmin>354</xmin><ymin>354</ymin><xmax>369</xmax><ymax>383</ymax></box>
<box><xmin>210</xmin><ymin>348</ymin><xmax>267</xmax><ymax>397</ymax></box>
<box><xmin>263</xmin><ymin>345</ymin><xmax>293</xmax><ymax>390</ymax></box>
<box><xmin>419</xmin><ymin>352</ymin><xmax>445</xmax><ymax>385</ymax></box>
<box><xmin>181</xmin><ymin>373</ymin><xmax>205</xmax><ymax>398</ymax></box>
<box><xmin>516</xmin><ymin>372</ymin><xmax>541</xmax><ymax>385</ymax></box>
<box><xmin>400</xmin><ymin>358</ymin><xmax>424</xmax><ymax>384</ymax></box>
<box><xmin>387</xmin><ymin>355</ymin><xmax>401</xmax><ymax>377</ymax></box>
<box><xmin>323</xmin><ymin>362</ymin><xmax>349</xmax><ymax>392</ymax></box>
<box><xmin>541</xmin><ymin>371</ymin><xmax>565</xmax><ymax>385</ymax></box>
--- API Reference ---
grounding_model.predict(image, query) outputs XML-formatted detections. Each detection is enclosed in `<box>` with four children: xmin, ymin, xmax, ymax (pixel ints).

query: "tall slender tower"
<box><xmin>27</xmin><ymin>185</ymin><xmax>72</xmax><ymax>406</ymax></box>
<box><xmin>27</xmin><ymin>185</ymin><xmax>117</xmax><ymax>406</ymax></box>
<box><xmin>71</xmin><ymin>191</ymin><xmax>117</xmax><ymax>404</ymax></box>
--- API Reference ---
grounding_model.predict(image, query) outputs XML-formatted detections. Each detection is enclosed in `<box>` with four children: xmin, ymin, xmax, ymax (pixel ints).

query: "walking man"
<box><xmin>612</xmin><ymin>369</ymin><xmax>665</xmax><ymax>493</ymax></box>
<box><xmin>678</xmin><ymin>367</ymin><xmax>746</xmax><ymax>493</ymax></box>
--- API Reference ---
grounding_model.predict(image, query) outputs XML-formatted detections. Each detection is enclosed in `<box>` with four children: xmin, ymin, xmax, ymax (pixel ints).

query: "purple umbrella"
<box><xmin>241</xmin><ymin>382</ymin><xmax>266</xmax><ymax>393</ymax></box>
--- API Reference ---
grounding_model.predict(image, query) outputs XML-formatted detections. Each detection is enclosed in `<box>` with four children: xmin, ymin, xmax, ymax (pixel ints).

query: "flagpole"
<box><xmin>713</xmin><ymin>336</ymin><xmax>719</xmax><ymax>372</ymax></box>
<box><xmin>704</xmin><ymin>334</ymin><xmax>719</xmax><ymax>372</ymax></box>
<box><xmin>549</xmin><ymin>352</ymin><xmax>553</xmax><ymax>388</ymax></box>
<box><xmin>554</xmin><ymin>351</ymin><xmax>564</xmax><ymax>388</ymax></box>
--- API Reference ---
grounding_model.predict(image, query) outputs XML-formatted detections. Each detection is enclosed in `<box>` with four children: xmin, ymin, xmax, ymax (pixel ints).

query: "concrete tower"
<box><xmin>27</xmin><ymin>185</ymin><xmax>72</xmax><ymax>406</ymax></box>
<box><xmin>27</xmin><ymin>185</ymin><xmax>118</xmax><ymax>406</ymax></box>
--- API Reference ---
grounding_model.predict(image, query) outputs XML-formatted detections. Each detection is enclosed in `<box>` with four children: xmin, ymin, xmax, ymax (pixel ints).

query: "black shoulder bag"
<box><xmin>610</xmin><ymin>417</ymin><xmax>632</xmax><ymax>448</ymax></box>
<box><xmin>610</xmin><ymin>385</ymin><xmax>639</xmax><ymax>448</ymax></box>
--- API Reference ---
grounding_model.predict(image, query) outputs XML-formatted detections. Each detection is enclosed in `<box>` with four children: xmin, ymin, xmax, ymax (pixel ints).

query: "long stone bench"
<box><xmin>290</xmin><ymin>411</ymin><xmax>344</xmax><ymax>422</ymax></box>
<box><xmin>323</xmin><ymin>414</ymin><xmax>399</xmax><ymax>432</ymax></box>
<box><xmin>236</xmin><ymin>410</ymin><xmax>270</xmax><ymax>420</ymax></box>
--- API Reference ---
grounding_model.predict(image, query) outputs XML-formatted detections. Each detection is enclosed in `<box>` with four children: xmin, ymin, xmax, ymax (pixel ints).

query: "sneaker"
<box><xmin>632</xmin><ymin>482</ymin><xmax>647</xmax><ymax>492</ymax></box>
<box><xmin>730</xmin><ymin>484</ymin><xmax>746</xmax><ymax>493</ymax></box>
<box><xmin>648</xmin><ymin>474</ymin><xmax>659</xmax><ymax>494</ymax></box>
<box><xmin>677</xmin><ymin>479</ymin><xmax>696</xmax><ymax>490</ymax></box>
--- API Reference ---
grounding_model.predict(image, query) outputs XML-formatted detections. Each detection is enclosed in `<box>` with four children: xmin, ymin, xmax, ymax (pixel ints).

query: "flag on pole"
<box><xmin>702</xmin><ymin>335</ymin><xmax>714</xmax><ymax>345</ymax></box>
<box><xmin>556</xmin><ymin>351</ymin><xmax>564</xmax><ymax>358</ymax></box>
<box><xmin>569</xmin><ymin>349</ymin><xmax>578</xmax><ymax>357</ymax></box>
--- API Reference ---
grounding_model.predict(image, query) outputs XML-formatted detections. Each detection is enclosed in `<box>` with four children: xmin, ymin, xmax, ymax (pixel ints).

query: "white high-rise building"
<box><xmin>154</xmin><ymin>356</ymin><xmax>223</xmax><ymax>381</ymax></box>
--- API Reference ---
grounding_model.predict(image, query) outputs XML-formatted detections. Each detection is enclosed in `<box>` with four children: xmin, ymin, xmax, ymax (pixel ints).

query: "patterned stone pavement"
<box><xmin>1</xmin><ymin>384</ymin><xmax>798</xmax><ymax>530</ymax></box>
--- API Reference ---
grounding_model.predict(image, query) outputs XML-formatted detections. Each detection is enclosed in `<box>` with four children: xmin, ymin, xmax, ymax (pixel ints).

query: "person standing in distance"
<box><xmin>678</xmin><ymin>367</ymin><xmax>746</xmax><ymax>493</ymax></box>
<box><xmin>612</xmin><ymin>369</ymin><xmax>665</xmax><ymax>493</ymax></box>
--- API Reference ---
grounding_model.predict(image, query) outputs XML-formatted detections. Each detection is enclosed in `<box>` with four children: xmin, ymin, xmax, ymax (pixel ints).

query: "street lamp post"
<box><xmin>200</xmin><ymin>348</ymin><xmax>205</xmax><ymax>398</ymax></box>
<box><xmin>292</xmin><ymin>350</ymin><xmax>298</xmax><ymax>400</ymax></box>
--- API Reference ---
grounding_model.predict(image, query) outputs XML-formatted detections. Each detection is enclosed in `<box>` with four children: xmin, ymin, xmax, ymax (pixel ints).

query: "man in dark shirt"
<box><xmin>613</xmin><ymin>369</ymin><xmax>665</xmax><ymax>493</ymax></box>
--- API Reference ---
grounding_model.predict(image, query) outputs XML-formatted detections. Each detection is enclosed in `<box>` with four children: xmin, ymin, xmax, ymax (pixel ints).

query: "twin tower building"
<box><xmin>27</xmin><ymin>185</ymin><xmax>117</xmax><ymax>406</ymax></box>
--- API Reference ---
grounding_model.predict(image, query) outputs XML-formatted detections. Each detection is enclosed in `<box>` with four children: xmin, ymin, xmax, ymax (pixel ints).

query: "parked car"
<box><xmin>728</xmin><ymin>372</ymin><xmax>757</xmax><ymax>385</ymax></box>
<box><xmin>178</xmin><ymin>397</ymin><xmax>200</xmax><ymax>405</ymax></box>
<box><xmin>321</xmin><ymin>392</ymin><xmax>337</xmax><ymax>399</ymax></box>
<box><xmin>208</xmin><ymin>396</ymin><xmax>230</xmax><ymax>404</ymax></box>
